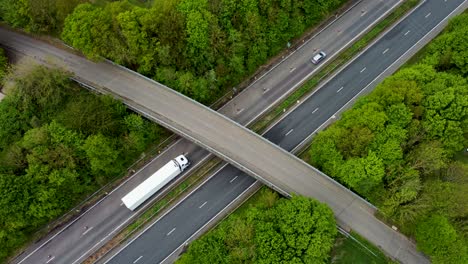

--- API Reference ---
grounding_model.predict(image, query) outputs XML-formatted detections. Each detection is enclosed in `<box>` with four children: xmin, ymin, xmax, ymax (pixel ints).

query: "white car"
<box><xmin>311</xmin><ymin>51</ymin><xmax>327</xmax><ymax>64</ymax></box>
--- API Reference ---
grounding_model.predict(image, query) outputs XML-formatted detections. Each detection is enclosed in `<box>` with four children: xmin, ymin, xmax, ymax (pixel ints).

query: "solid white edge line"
<box><xmin>249</xmin><ymin>0</ymin><xmax>406</xmax><ymax>127</ymax></box>
<box><xmin>160</xmin><ymin>181</ymin><xmax>259</xmax><ymax>264</ymax></box>
<box><xmin>106</xmin><ymin>1</ymin><xmax>467</xmax><ymax>263</ymax></box>
<box><xmin>71</xmin><ymin>154</ymin><xmax>216</xmax><ymax>264</ymax></box>
<box><xmin>215</xmin><ymin>0</ymin><xmax>366</xmax><ymax>94</ymax></box>
<box><xmin>264</xmin><ymin>0</ymin><xmax>426</xmax><ymax>134</ymax></box>
<box><xmin>15</xmin><ymin>137</ymin><xmax>184</xmax><ymax>264</ymax></box>
<box><xmin>9</xmin><ymin>1</ymin><xmax>383</xmax><ymax>262</ymax></box>
<box><xmin>292</xmin><ymin>0</ymin><xmax>467</xmax><ymax>159</ymax></box>
<box><xmin>90</xmin><ymin>1</ymin><xmax>419</xmax><ymax>263</ymax></box>
<box><xmin>104</xmin><ymin>1</ymin><xmax>435</xmax><ymax>263</ymax></box>
<box><xmin>20</xmin><ymin>1</ymin><xmax>410</xmax><ymax>263</ymax></box>
<box><xmin>245</xmin><ymin>0</ymin><xmax>404</xmax><ymax>127</ymax></box>
<box><xmin>102</xmin><ymin>162</ymin><xmax>230</xmax><ymax>264</ymax></box>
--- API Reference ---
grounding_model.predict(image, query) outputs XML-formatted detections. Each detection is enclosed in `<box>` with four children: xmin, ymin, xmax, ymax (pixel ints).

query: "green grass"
<box><xmin>331</xmin><ymin>232</ymin><xmax>394</xmax><ymax>264</ymax></box>
<box><xmin>124</xmin><ymin>158</ymin><xmax>222</xmax><ymax>233</ymax></box>
<box><xmin>87</xmin><ymin>0</ymin><xmax>421</xmax><ymax>261</ymax></box>
<box><xmin>251</xmin><ymin>0</ymin><xmax>420</xmax><ymax>133</ymax></box>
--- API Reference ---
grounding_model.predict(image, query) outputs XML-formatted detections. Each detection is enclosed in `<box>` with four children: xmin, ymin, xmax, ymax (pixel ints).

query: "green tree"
<box><xmin>117</xmin><ymin>7</ymin><xmax>156</xmax><ymax>74</ymax></box>
<box><xmin>0</xmin><ymin>48</ymin><xmax>7</xmax><ymax>81</ymax></box>
<box><xmin>82</xmin><ymin>133</ymin><xmax>121</xmax><ymax>179</ymax></box>
<box><xmin>381</xmin><ymin>168</ymin><xmax>421</xmax><ymax>219</ymax></box>
<box><xmin>62</xmin><ymin>3</ymin><xmax>128</xmax><ymax>62</ymax></box>
<box><xmin>336</xmin><ymin>126</ymin><xmax>374</xmax><ymax>158</ymax></box>
<box><xmin>0</xmin><ymin>64</ymin><xmax>165</xmax><ymax>262</ymax></box>
<box><xmin>12</xmin><ymin>66</ymin><xmax>70</xmax><ymax>121</ymax></box>
<box><xmin>309</xmin><ymin>128</ymin><xmax>344</xmax><ymax>177</ymax></box>
<box><xmin>423</xmin><ymin>13</ymin><xmax>468</xmax><ymax>74</ymax></box>
<box><xmin>177</xmin><ymin>233</ymin><xmax>229</xmax><ymax>264</ymax></box>
<box><xmin>0</xmin><ymin>0</ymin><xmax>84</xmax><ymax>34</ymax></box>
<box><xmin>0</xmin><ymin>95</ymin><xmax>29</xmax><ymax>151</ymax></box>
<box><xmin>57</xmin><ymin>94</ymin><xmax>125</xmax><ymax>137</ymax></box>
<box><xmin>416</xmin><ymin>215</ymin><xmax>467</xmax><ymax>264</ymax></box>
<box><xmin>178</xmin><ymin>195</ymin><xmax>337</xmax><ymax>264</ymax></box>
<box><xmin>255</xmin><ymin>196</ymin><xmax>337</xmax><ymax>264</ymax></box>
<box><xmin>407</xmin><ymin>141</ymin><xmax>448</xmax><ymax>176</ymax></box>
<box><xmin>338</xmin><ymin>151</ymin><xmax>385</xmax><ymax>196</ymax></box>
<box><xmin>0</xmin><ymin>0</ymin><xmax>30</xmax><ymax>28</ymax></box>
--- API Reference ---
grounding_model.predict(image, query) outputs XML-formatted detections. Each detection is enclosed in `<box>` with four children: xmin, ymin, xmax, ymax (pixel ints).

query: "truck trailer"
<box><xmin>121</xmin><ymin>155</ymin><xmax>190</xmax><ymax>211</ymax></box>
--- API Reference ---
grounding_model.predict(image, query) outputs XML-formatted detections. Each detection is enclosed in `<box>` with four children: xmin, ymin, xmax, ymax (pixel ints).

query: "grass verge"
<box><xmin>84</xmin><ymin>156</ymin><xmax>224</xmax><ymax>263</ymax></box>
<box><xmin>85</xmin><ymin>0</ymin><xmax>421</xmax><ymax>261</ymax></box>
<box><xmin>331</xmin><ymin>232</ymin><xmax>394</xmax><ymax>264</ymax></box>
<box><xmin>251</xmin><ymin>0</ymin><xmax>420</xmax><ymax>133</ymax></box>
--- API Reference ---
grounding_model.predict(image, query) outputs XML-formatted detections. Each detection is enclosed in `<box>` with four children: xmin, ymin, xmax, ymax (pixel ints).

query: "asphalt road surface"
<box><xmin>2</xmin><ymin>1</ymin><xmax>406</xmax><ymax>263</ymax></box>
<box><xmin>106</xmin><ymin>0</ymin><xmax>466</xmax><ymax>264</ymax></box>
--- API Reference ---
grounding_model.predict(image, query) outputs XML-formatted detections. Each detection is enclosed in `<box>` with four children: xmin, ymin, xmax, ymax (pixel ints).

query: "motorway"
<box><xmin>2</xmin><ymin>1</ymin><xmax>404</xmax><ymax>263</ymax></box>
<box><xmin>107</xmin><ymin>0</ymin><xmax>467</xmax><ymax>263</ymax></box>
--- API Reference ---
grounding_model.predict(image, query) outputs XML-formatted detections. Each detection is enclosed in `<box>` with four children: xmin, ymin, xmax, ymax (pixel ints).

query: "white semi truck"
<box><xmin>121</xmin><ymin>155</ymin><xmax>190</xmax><ymax>211</ymax></box>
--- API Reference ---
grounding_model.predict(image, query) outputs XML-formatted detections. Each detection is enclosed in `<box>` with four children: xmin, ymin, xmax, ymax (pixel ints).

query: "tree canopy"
<box><xmin>0</xmin><ymin>0</ymin><xmax>85</xmax><ymax>34</ymax></box>
<box><xmin>0</xmin><ymin>48</ymin><xmax>7</xmax><ymax>81</ymax></box>
<box><xmin>60</xmin><ymin>0</ymin><xmax>345</xmax><ymax>103</ymax></box>
<box><xmin>177</xmin><ymin>191</ymin><xmax>337</xmax><ymax>264</ymax></box>
<box><xmin>309</xmin><ymin>13</ymin><xmax>468</xmax><ymax>263</ymax></box>
<box><xmin>0</xmin><ymin>65</ymin><xmax>166</xmax><ymax>261</ymax></box>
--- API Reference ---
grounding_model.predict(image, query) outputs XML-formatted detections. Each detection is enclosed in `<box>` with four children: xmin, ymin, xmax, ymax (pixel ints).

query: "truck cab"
<box><xmin>175</xmin><ymin>155</ymin><xmax>190</xmax><ymax>171</ymax></box>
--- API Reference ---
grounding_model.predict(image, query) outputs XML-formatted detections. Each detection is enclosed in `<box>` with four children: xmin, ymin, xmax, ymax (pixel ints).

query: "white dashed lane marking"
<box><xmin>81</xmin><ymin>226</ymin><xmax>93</xmax><ymax>236</ymax></box>
<box><xmin>167</xmin><ymin>228</ymin><xmax>176</xmax><ymax>236</ymax></box>
<box><xmin>133</xmin><ymin>256</ymin><xmax>143</xmax><ymax>263</ymax></box>
<box><xmin>229</xmin><ymin>176</ymin><xmax>238</xmax><ymax>183</ymax></box>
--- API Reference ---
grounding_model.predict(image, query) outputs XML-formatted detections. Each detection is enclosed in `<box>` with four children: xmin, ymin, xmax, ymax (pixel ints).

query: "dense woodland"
<box><xmin>0</xmin><ymin>66</ymin><xmax>165</xmax><ymax>260</ymax></box>
<box><xmin>0</xmin><ymin>47</ymin><xmax>6</xmax><ymax>81</ymax></box>
<box><xmin>309</xmin><ymin>14</ymin><xmax>468</xmax><ymax>263</ymax></box>
<box><xmin>3</xmin><ymin>0</ymin><xmax>466</xmax><ymax>263</ymax></box>
<box><xmin>177</xmin><ymin>190</ymin><xmax>337</xmax><ymax>264</ymax></box>
<box><xmin>0</xmin><ymin>0</ymin><xmax>348</xmax><ymax>262</ymax></box>
<box><xmin>0</xmin><ymin>0</ymin><xmax>345</xmax><ymax>104</ymax></box>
